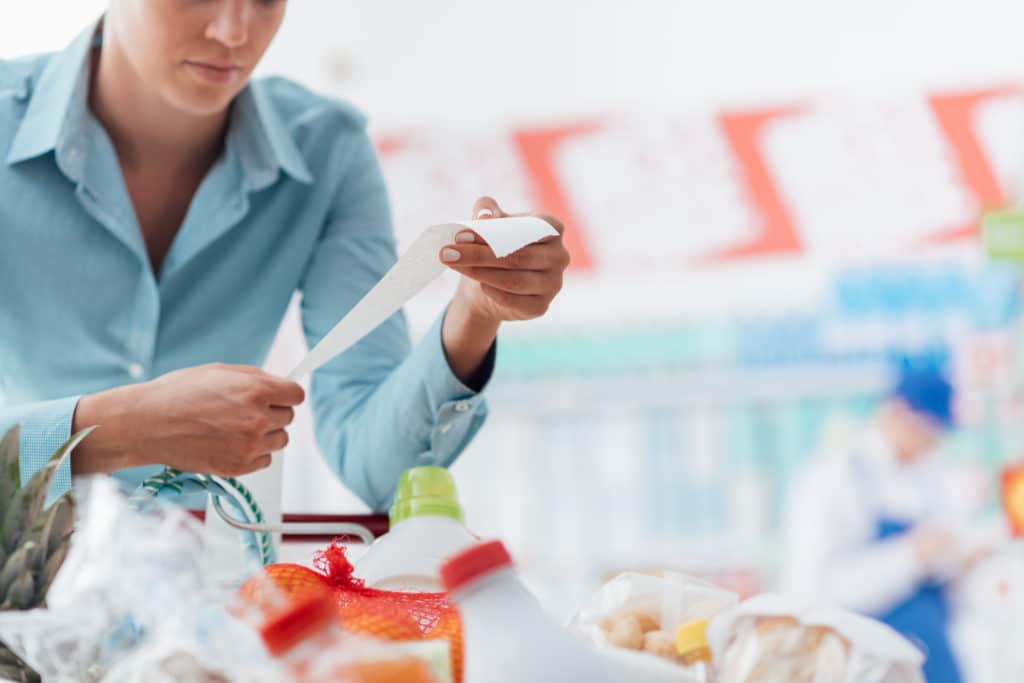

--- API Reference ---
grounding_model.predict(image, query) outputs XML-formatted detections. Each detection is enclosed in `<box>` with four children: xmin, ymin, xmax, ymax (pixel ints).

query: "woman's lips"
<box><xmin>184</xmin><ymin>60</ymin><xmax>242</xmax><ymax>86</ymax></box>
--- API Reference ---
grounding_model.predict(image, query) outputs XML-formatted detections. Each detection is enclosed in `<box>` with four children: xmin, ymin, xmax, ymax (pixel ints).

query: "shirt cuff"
<box><xmin>17</xmin><ymin>395</ymin><xmax>81</xmax><ymax>503</ymax></box>
<box><xmin>412</xmin><ymin>309</ymin><xmax>494</xmax><ymax>469</ymax></box>
<box><xmin>433</xmin><ymin>306</ymin><xmax>497</xmax><ymax>397</ymax></box>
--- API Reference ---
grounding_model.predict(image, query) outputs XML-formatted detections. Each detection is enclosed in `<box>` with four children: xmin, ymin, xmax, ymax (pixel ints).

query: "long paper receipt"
<box><xmin>289</xmin><ymin>216</ymin><xmax>559</xmax><ymax>379</ymax></box>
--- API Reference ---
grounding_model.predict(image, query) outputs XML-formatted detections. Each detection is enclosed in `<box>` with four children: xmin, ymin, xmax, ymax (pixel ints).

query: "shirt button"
<box><xmin>454</xmin><ymin>401</ymin><xmax>471</xmax><ymax>414</ymax></box>
<box><xmin>440</xmin><ymin>424</ymin><xmax>453</xmax><ymax>434</ymax></box>
<box><xmin>127</xmin><ymin>363</ymin><xmax>145</xmax><ymax>380</ymax></box>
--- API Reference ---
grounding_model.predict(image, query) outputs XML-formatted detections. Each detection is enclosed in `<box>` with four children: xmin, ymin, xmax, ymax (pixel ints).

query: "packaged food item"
<box><xmin>570</xmin><ymin>571</ymin><xmax>738</xmax><ymax>680</ymax></box>
<box><xmin>355</xmin><ymin>467</ymin><xmax>477</xmax><ymax>592</ymax></box>
<box><xmin>707</xmin><ymin>594</ymin><xmax>925</xmax><ymax>683</ymax></box>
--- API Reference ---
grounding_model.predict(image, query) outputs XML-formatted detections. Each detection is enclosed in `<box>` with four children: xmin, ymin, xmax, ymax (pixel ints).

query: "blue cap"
<box><xmin>891</xmin><ymin>363</ymin><xmax>955</xmax><ymax>430</ymax></box>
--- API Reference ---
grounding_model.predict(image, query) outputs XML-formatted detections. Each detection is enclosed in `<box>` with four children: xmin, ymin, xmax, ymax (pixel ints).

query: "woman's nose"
<box><xmin>205</xmin><ymin>0</ymin><xmax>250</xmax><ymax>48</ymax></box>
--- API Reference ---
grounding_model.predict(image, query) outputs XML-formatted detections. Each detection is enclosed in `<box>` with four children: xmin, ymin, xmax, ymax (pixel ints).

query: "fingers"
<box><xmin>239</xmin><ymin>454</ymin><xmax>273</xmax><ymax>475</ymax></box>
<box><xmin>211</xmin><ymin>448</ymin><xmax>275</xmax><ymax>477</ymax></box>
<box><xmin>442</xmin><ymin>242</ymin><xmax>559</xmax><ymax>270</ymax></box>
<box><xmin>479</xmin><ymin>284</ymin><xmax>551</xmax><ymax>317</ymax></box>
<box><xmin>453</xmin><ymin>267</ymin><xmax>554</xmax><ymax>295</ymax></box>
<box><xmin>206</xmin><ymin>364</ymin><xmax>305</xmax><ymax>407</ymax></box>
<box><xmin>225</xmin><ymin>430</ymin><xmax>286</xmax><ymax>476</ymax></box>
<box><xmin>452</xmin><ymin>230</ymin><xmax>486</xmax><ymax>246</ymax></box>
<box><xmin>266</xmin><ymin>406</ymin><xmax>295</xmax><ymax>431</ymax></box>
<box><xmin>259</xmin><ymin>429</ymin><xmax>290</xmax><ymax>453</ymax></box>
<box><xmin>263</xmin><ymin>377</ymin><xmax>306</xmax><ymax>407</ymax></box>
<box><xmin>443</xmin><ymin>204</ymin><xmax>567</xmax><ymax>270</ymax></box>
<box><xmin>225</xmin><ymin>454</ymin><xmax>272</xmax><ymax>475</ymax></box>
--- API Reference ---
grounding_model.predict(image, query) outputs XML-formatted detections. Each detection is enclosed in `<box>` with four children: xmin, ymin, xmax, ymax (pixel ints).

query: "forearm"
<box><xmin>441</xmin><ymin>294</ymin><xmax>499</xmax><ymax>391</ymax></box>
<box><xmin>314</xmin><ymin>312</ymin><xmax>491</xmax><ymax>510</ymax></box>
<box><xmin>70</xmin><ymin>385</ymin><xmax>146</xmax><ymax>475</ymax></box>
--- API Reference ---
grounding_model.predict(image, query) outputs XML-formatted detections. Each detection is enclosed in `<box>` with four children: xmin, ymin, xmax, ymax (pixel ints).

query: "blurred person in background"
<box><xmin>781</xmin><ymin>363</ymin><xmax>982</xmax><ymax>683</ymax></box>
<box><xmin>0</xmin><ymin>0</ymin><xmax>570</xmax><ymax>510</ymax></box>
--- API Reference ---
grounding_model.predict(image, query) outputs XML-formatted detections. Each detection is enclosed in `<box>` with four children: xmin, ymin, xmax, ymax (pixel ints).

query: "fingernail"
<box><xmin>477</xmin><ymin>208</ymin><xmax>494</xmax><ymax>218</ymax></box>
<box><xmin>455</xmin><ymin>231</ymin><xmax>475</xmax><ymax>243</ymax></box>
<box><xmin>441</xmin><ymin>248</ymin><xmax>461</xmax><ymax>262</ymax></box>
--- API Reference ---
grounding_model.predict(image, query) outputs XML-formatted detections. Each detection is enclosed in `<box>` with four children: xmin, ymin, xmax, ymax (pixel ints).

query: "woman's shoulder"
<box><xmin>0</xmin><ymin>53</ymin><xmax>49</xmax><ymax>104</ymax></box>
<box><xmin>247</xmin><ymin>77</ymin><xmax>380</xmax><ymax>186</ymax></box>
<box><xmin>251</xmin><ymin>75</ymin><xmax>369</xmax><ymax>135</ymax></box>
<box><xmin>0</xmin><ymin>53</ymin><xmax>53</xmax><ymax>152</ymax></box>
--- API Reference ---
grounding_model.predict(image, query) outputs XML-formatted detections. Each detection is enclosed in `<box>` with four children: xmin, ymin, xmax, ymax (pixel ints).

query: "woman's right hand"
<box><xmin>70</xmin><ymin>363</ymin><xmax>305</xmax><ymax>477</ymax></box>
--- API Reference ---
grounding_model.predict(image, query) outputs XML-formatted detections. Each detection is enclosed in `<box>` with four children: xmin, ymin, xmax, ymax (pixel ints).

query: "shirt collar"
<box><xmin>6</xmin><ymin>18</ymin><xmax>314</xmax><ymax>187</ymax></box>
<box><xmin>230</xmin><ymin>83</ymin><xmax>314</xmax><ymax>188</ymax></box>
<box><xmin>5</xmin><ymin>20</ymin><xmax>96</xmax><ymax>166</ymax></box>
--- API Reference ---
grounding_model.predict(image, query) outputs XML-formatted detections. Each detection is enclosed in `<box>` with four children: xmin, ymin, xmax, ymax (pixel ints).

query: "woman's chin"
<box><xmin>166</xmin><ymin>81</ymin><xmax>242</xmax><ymax>119</ymax></box>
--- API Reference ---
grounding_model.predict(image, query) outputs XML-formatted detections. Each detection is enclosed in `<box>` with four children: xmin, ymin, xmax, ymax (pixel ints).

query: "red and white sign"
<box><xmin>378</xmin><ymin>87</ymin><xmax>1024</xmax><ymax>275</ymax></box>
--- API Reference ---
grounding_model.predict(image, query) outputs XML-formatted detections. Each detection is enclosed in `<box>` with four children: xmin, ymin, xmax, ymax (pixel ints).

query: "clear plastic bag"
<box><xmin>569</xmin><ymin>571</ymin><xmax>739</xmax><ymax>681</ymax></box>
<box><xmin>707</xmin><ymin>594</ymin><xmax>926</xmax><ymax>683</ymax></box>
<box><xmin>0</xmin><ymin>476</ymin><xmax>275</xmax><ymax>682</ymax></box>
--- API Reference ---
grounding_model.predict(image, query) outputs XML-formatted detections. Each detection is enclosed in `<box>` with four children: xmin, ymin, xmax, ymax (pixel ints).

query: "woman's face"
<box><xmin>106</xmin><ymin>0</ymin><xmax>286</xmax><ymax>116</ymax></box>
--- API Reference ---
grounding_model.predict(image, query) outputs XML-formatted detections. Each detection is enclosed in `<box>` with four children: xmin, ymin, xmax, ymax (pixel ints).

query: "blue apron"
<box><xmin>852</xmin><ymin>454</ymin><xmax>963</xmax><ymax>683</ymax></box>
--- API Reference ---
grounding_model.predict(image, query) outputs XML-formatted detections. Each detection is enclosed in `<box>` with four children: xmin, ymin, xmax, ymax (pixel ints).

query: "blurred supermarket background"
<box><xmin>6</xmin><ymin>1</ymin><xmax>1024</xmax><ymax>679</ymax></box>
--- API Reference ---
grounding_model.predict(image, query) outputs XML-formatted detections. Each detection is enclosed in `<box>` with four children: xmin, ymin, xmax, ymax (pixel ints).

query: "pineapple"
<box><xmin>0</xmin><ymin>425</ymin><xmax>94</xmax><ymax>683</ymax></box>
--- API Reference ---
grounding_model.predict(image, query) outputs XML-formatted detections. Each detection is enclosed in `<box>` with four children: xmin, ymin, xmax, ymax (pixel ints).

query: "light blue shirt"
<box><xmin>0</xmin><ymin>23</ymin><xmax>491</xmax><ymax>510</ymax></box>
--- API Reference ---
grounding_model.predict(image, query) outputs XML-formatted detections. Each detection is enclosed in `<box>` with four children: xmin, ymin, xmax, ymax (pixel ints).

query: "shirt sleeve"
<box><xmin>780</xmin><ymin>460</ymin><xmax>927</xmax><ymax>615</ymax></box>
<box><xmin>298</xmin><ymin>128</ymin><xmax>492</xmax><ymax>511</ymax></box>
<box><xmin>818</xmin><ymin>535</ymin><xmax>925</xmax><ymax>615</ymax></box>
<box><xmin>0</xmin><ymin>395</ymin><xmax>81</xmax><ymax>503</ymax></box>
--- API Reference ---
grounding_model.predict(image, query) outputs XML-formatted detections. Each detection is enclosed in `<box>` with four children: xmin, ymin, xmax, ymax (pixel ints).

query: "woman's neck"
<box><xmin>89</xmin><ymin>35</ymin><xmax>228</xmax><ymax>174</ymax></box>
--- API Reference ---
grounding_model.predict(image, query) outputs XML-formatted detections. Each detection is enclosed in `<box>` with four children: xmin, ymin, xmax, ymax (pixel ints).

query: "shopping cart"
<box><xmin>131</xmin><ymin>467</ymin><xmax>386</xmax><ymax>567</ymax></box>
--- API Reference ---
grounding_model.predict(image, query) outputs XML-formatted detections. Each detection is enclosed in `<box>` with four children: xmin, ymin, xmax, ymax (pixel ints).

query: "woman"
<box><xmin>0</xmin><ymin>0</ymin><xmax>569</xmax><ymax>510</ymax></box>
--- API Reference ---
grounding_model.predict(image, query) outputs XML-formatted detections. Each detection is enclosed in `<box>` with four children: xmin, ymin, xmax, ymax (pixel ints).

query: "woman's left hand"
<box><xmin>441</xmin><ymin>196</ymin><xmax>570</xmax><ymax>324</ymax></box>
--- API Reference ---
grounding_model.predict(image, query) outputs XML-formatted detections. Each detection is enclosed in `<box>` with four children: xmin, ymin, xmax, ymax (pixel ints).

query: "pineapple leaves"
<box><xmin>0</xmin><ymin>427</ymin><xmax>94</xmax><ymax>683</ymax></box>
<box><xmin>0</xmin><ymin>428</ymin><xmax>19</xmax><ymax>529</ymax></box>
<box><xmin>0</xmin><ymin>427</ymin><xmax>95</xmax><ymax>554</ymax></box>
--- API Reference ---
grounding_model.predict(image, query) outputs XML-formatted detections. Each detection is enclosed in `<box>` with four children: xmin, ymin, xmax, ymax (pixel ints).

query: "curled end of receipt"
<box><xmin>288</xmin><ymin>216</ymin><xmax>559</xmax><ymax>380</ymax></box>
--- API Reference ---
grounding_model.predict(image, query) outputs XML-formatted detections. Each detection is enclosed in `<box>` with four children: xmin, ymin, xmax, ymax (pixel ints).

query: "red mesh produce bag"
<box><xmin>240</xmin><ymin>541</ymin><xmax>464</xmax><ymax>682</ymax></box>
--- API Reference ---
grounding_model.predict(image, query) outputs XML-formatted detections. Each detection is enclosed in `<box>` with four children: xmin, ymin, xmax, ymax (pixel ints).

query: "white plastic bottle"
<box><xmin>440</xmin><ymin>540</ymin><xmax>637</xmax><ymax>683</ymax></box>
<box><xmin>355</xmin><ymin>466</ymin><xmax>477</xmax><ymax>592</ymax></box>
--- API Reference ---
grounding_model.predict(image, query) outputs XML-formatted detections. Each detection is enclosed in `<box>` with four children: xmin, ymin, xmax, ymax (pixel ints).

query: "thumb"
<box><xmin>472</xmin><ymin>195</ymin><xmax>507</xmax><ymax>219</ymax></box>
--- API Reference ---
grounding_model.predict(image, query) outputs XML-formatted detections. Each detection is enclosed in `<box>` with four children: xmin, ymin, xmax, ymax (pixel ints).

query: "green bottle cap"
<box><xmin>983</xmin><ymin>210</ymin><xmax>1024</xmax><ymax>263</ymax></box>
<box><xmin>389</xmin><ymin>466</ymin><xmax>465</xmax><ymax>526</ymax></box>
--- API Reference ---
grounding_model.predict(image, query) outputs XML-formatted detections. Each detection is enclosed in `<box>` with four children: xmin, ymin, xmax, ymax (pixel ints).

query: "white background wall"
<box><xmin>6</xmin><ymin>1</ymin><xmax>1024</xmax><ymax>124</ymax></box>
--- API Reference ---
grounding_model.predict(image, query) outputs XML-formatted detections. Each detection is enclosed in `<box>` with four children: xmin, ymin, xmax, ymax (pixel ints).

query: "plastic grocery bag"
<box><xmin>0</xmin><ymin>476</ymin><xmax>275</xmax><ymax>683</ymax></box>
<box><xmin>569</xmin><ymin>571</ymin><xmax>739</xmax><ymax>680</ymax></box>
<box><xmin>707</xmin><ymin>594</ymin><xmax>925</xmax><ymax>683</ymax></box>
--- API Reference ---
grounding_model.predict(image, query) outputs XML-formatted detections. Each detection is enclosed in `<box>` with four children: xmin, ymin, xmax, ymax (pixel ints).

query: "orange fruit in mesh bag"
<box><xmin>241</xmin><ymin>542</ymin><xmax>464</xmax><ymax>683</ymax></box>
<box><xmin>239</xmin><ymin>563</ymin><xmax>331</xmax><ymax>604</ymax></box>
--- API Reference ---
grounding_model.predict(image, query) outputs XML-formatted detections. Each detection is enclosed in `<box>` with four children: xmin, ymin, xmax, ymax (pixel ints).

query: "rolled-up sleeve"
<box><xmin>299</xmin><ymin>126</ymin><xmax>491</xmax><ymax>511</ymax></box>
<box><xmin>0</xmin><ymin>395</ymin><xmax>80</xmax><ymax>502</ymax></box>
